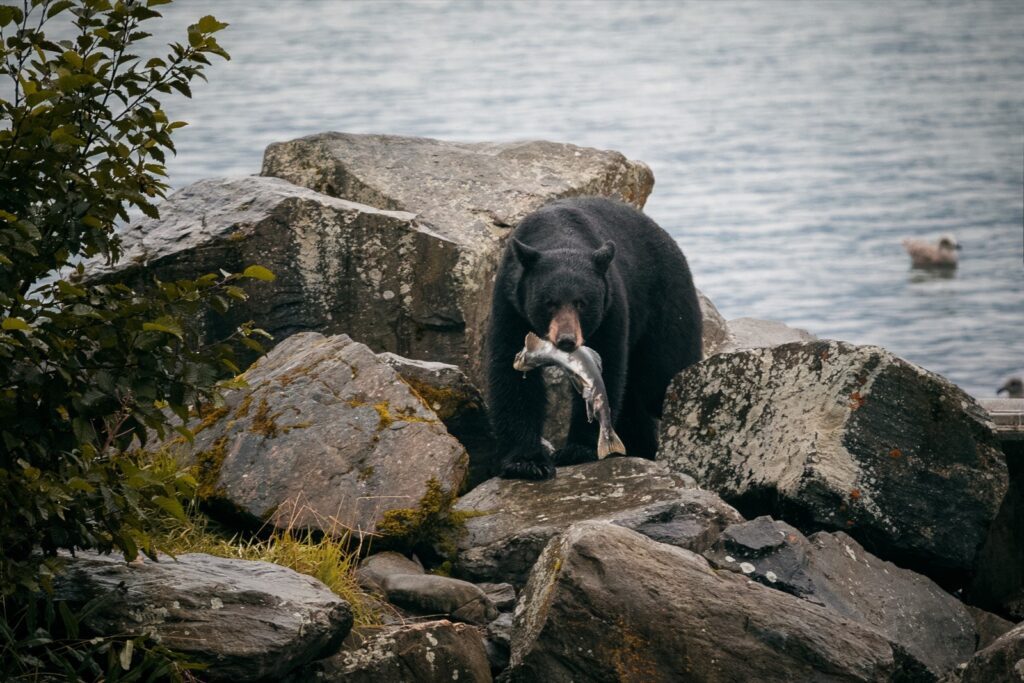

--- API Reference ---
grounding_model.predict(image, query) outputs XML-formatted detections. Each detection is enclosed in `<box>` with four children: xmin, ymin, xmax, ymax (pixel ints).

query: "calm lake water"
<box><xmin>147</xmin><ymin>0</ymin><xmax>1023</xmax><ymax>397</ymax></box>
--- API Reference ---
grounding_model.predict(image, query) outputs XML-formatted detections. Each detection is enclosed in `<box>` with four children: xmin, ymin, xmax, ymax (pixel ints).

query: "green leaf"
<box><xmin>2</xmin><ymin>317</ymin><xmax>31</xmax><ymax>331</ymax></box>
<box><xmin>242</xmin><ymin>265</ymin><xmax>276</xmax><ymax>281</ymax></box>
<box><xmin>151</xmin><ymin>495</ymin><xmax>186</xmax><ymax>522</ymax></box>
<box><xmin>196</xmin><ymin>15</ymin><xmax>229</xmax><ymax>33</ymax></box>
<box><xmin>142</xmin><ymin>320</ymin><xmax>183</xmax><ymax>338</ymax></box>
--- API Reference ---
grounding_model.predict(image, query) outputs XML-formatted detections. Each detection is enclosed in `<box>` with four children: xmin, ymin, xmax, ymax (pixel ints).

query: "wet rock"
<box><xmin>262</xmin><ymin>133</ymin><xmax>654</xmax><ymax>384</ymax></box>
<box><xmin>477</xmin><ymin>582</ymin><xmax>517</xmax><ymax>612</ymax></box>
<box><xmin>378</xmin><ymin>352</ymin><xmax>495</xmax><ymax>487</ymax></box>
<box><xmin>356</xmin><ymin>551</ymin><xmax>424</xmax><ymax>592</ymax></box>
<box><xmin>300</xmin><ymin>620</ymin><xmax>492</xmax><ymax>683</ymax></box>
<box><xmin>658</xmin><ymin>340</ymin><xmax>1007</xmax><ymax>585</ymax></box>
<box><xmin>382</xmin><ymin>574</ymin><xmax>498</xmax><ymax>625</ymax></box>
<box><xmin>704</xmin><ymin>516</ymin><xmax>976</xmax><ymax>678</ymax></box>
<box><xmin>958</xmin><ymin>622</ymin><xmax>1024</xmax><ymax>683</ymax></box>
<box><xmin>181</xmin><ymin>332</ymin><xmax>467</xmax><ymax>535</ymax></box>
<box><xmin>453</xmin><ymin>458</ymin><xmax>740</xmax><ymax>586</ymax></box>
<box><xmin>509</xmin><ymin>521</ymin><xmax>925</xmax><ymax>682</ymax></box>
<box><xmin>54</xmin><ymin>552</ymin><xmax>352</xmax><ymax>683</ymax></box>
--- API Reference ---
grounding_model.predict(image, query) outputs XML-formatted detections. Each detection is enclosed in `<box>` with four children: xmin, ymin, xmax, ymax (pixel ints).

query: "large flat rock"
<box><xmin>453</xmin><ymin>458</ymin><xmax>741</xmax><ymax>586</ymax></box>
<box><xmin>704</xmin><ymin>516</ymin><xmax>976</xmax><ymax>678</ymax></box>
<box><xmin>261</xmin><ymin>133</ymin><xmax>654</xmax><ymax>382</ymax></box>
<box><xmin>182</xmin><ymin>331</ymin><xmax>467</xmax><ymax>535</ymax></box>
<box><xmin>54</xmin><ymin>552</ymin><xmax>353</xmax><ymax>682</ymax></box>
<box><xmin>509</xmin><ymin>522</ymin><xmax>925</xmax><ymax>682</ymax></box>
<box><xmin>657</xmin><ymin>340</ymin><xmax>1007</xmax><ymax>585</ymax></box>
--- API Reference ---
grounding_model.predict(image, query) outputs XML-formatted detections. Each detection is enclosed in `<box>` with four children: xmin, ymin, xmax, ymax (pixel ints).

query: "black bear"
<box><xmin>486</xmin><ymin>196</ymin><xmax>702</xmax><ymax>480</ymax></box>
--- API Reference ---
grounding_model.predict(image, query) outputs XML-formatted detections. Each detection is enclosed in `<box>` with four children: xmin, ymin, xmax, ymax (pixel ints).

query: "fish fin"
<box><xmin>597</xmin><ymin>427</ymin><xmax>627</xmax><ymax>459</ymax></box>
<box><xmin>524</xmin><ymin>332</ymin><xmax>544</xmax><ymax>351</ymax></box>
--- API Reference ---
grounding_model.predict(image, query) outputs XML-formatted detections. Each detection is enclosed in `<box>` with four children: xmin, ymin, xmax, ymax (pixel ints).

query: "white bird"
<box><xmin>998</xmin><ymin>377</ymin><xmax>1023</xmax><ymax>398</ymax></box>
<box><xmin>902</xmin><ymin>234</ymin><xmax>961</xmax><ymax>268</ymax></box>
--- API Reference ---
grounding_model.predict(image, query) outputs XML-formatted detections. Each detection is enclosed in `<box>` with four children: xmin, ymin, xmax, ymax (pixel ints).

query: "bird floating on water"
<box><xmin>902</xmin><ymin>234</ymin><xmax>961</xmax><ymax>269</ymax></box>
<box><xmin>998</xmin><ymin>377</ymin><xmax>1023</xmax><ymax>398</ymax></box>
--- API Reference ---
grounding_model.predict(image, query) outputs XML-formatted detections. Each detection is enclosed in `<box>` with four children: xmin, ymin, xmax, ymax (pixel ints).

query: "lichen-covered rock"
<box><xmin>88</xmin><ymin>176</ymin><xmax>446</xmax><ymax>356</ymax></box>
<box><xmin>298</xmin><ymin>620</ymin><xmax>492</xmax><ymax>683</ymax></box>
<box><xmin>698</xmin><ymin>289</ymin><xmax>730</xmax><ymax>357</ymax></box>
<box><xmin>182</xmin><ymin>332</ymin><xmax>467</xmax><ymax>535</ymax></box>
<box><xmin>509</xmin><ymin>521</ymin><xmax>924</xmax><ymax>682</ymax></box>
<box><xmin>261</xmin><ymin>133</ymin><xmax>654</xmax><ymax>383</ymax></box>
<box><xmin>453</xmin><ymin>458</ymin><xmax>740</xmax><ymax>586</ymax></box>
<box><xmin>957</xmin><ymin>622</ymin><xmax>1024</xmax><ymax>683</ymax></box>
<box><xmin>378</xmin><ymin>352</ymin><xmax>495</xmax><ymax>487</ymax></box>
<box><xmin>381</xmin><ymin>574</ymin><xmax>498</xmax><ymax>625</ymax></box>
<box><xmin>704</xmin><ymin>516</ymin><xmax>976</xmax><ymax>678</ymax></box>
<box><xmin>54</xmin><ymin>552</ymin><xmax>353</xmax><ymax>683</ymax></box>
<box><xmin>658</xmin><ymin>340</ymin><xmax>1007</xmax><ymax>583</ymax></box>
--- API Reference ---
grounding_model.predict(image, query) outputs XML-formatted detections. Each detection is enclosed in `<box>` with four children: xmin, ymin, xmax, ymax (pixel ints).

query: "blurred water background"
<box><xmin>146</xmin><ymin>0</ymin><xmax>1022</xmax><ymax>397</ymax></box>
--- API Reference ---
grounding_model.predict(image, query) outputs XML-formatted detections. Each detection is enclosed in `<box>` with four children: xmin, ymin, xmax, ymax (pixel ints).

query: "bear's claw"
<box><xmin>500</xmin><ymin>458</ymin><xmax>556</xmax><ymax>481</ymax></box>
<box><xmin>553</xmin><ymin>443</ymin><xmax>599</xmax><ymax>466</ymax></box>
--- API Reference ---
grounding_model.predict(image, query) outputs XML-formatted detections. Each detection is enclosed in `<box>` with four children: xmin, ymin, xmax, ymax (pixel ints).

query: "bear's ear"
<box><xmin>592</xmin><ymin>241</ymin><xmax>616</xmax><ymax>274</ymax></box>
<box><xmin>511</xmin><ymin>238</ymin><xmax>541</xmax><ymax>269</ymax></box>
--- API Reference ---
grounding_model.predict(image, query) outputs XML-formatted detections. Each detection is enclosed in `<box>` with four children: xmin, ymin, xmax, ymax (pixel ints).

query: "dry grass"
<box><xmin>152</xmin><ymin>509</ymin><xmax>379</xmax><ymax>628</ymax></box>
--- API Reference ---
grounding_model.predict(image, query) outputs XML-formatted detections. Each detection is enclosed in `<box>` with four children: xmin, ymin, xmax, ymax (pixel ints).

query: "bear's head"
<box><xmin>509</xmin><ymin>239</ymin><xmax>615</xmax><ymax>353</ymax></box>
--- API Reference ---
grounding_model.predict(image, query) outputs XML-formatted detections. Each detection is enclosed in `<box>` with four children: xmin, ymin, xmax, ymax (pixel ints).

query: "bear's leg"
<box><xmin>615</xmin><ymin>384</ymin><xmax>659</xmax><ymax>459</ymax></box>
<box><xmin>487</xmin><ymin>310</ymin><xmax>555</xmax><ymax>480</ymax></box>
<box><xmin>554</xmin><ymin>394</ymin><xmax>600</xmax><ymax>465</ymax></box>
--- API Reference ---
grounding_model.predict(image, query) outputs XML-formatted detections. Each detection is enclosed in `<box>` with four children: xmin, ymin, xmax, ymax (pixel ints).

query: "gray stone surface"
<box><xmin>299</xmin><ymin>620</ymin><xmax>492</xmax><ymax>683</ymax></box>
<box><xmin>509</xmin><ymin>522</ymin><xmax>925</xmax><ymax>682</ymax></box>
<box><xmin>378</xmin><ymin>351</ymin><xmax>495</xmax><ymax>487</ymax></box>
<box><xmin>477</xmin><ymin>582</ymin><xmax>517</xmax><ymax>612</ymax></box>
<box><xmin>181</xmin><ymin>332</ymin><xmax>467</xmax><ymax>535</ymax></box>
<box><xmin>658</xmin><ymin>340</ymin><xmax>1007</xmax><ymax>583</ymax></box>
<box><xmin>356</xmin><ymin>551</ymin><xmax>424</xmax><ymax>592</ymax></box>
<box><xmin>698</xmin><ymin>289</ymin><xmax>730</xmax><ymax>357</ymax></box>
<box><xmin>54</xmin><ymin>551</ymin><xmax>352</xmax><ymax>683</ymax></box>
<box><xmin>965</xmin><ymin>605</ymin><xmax>1016</xmax><ymax>651</ymax></box>
<box><xmin>453</xmin><ymin>458</ymin><xmax>740</xmax><ymax>586</ymax></box>
<box><xmin>486</xmin><ymin>612</ymin><xmax>514</xmax><ymax>674</ymax></box>
<box><xmin>381</xmin><ymin>574</ymin><xmax>498</xmax><ymax>625</ymax></box>
<box><xmin>958</xmin><ymin>622</ymin><xmax>1024</xmax><ymax>683</ymax></box>
<box><xmin>704</xmin><ymin>516</ymin><xmax>976</xmax><ymax>678</ymax></box>
<box><xmin>87</xmin><ymin>176</ymin><xmax>444</xmax><ymax>357</ymax></box>
<box><xmin>262</xmin><ymin>133</ymin><xmax>654</xmax><ymax>384</ymax></box>
<box><xmin>721</xmin><ymin>316</ymin><xmax>817</xmax><ymax>352</ymax></box>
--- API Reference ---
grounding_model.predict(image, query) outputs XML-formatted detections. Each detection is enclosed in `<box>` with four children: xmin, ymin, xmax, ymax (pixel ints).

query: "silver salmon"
<box><xmin>512</xmin><ymin>332</ymin><xmax>626</xmax><ymax>459</ymax></box>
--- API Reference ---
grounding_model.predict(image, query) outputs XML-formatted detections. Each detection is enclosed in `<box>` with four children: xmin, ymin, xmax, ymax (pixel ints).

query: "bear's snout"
<box><xmin>548</xmin><ymin>305</ymin><xmax>583</xmax><ymax>352</ymax></box>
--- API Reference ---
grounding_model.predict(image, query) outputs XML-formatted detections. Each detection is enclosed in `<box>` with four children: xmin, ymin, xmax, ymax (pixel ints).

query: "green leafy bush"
<box><xmin>0</xmin><ymin>0</ymin><xmax>269</xmax><ymax>678</ymax></box>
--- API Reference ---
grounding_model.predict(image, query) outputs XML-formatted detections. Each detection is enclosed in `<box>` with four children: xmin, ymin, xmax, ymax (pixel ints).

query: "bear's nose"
<box><xmin>556</xmin><ymin>336</ymin><xmax>578</xmax><ymax>353</ymax></box>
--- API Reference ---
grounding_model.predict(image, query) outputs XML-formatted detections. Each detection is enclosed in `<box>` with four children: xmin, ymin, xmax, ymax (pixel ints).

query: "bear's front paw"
<box><xmin>554</xmin><ymin>443</ymin><xmax>598</xmax><ymax>466</ymax></box>
<box><xmin>500</xmin><ymin>450</ymin><xmax>555</xmax><ymax>480</ymax></box>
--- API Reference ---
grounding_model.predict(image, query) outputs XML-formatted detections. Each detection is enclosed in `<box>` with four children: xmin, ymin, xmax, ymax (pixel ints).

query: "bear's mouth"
<box><xmin>548</xmin><ymin>305</ymin><xmax>584</xmax><ymax>352</ymax></box>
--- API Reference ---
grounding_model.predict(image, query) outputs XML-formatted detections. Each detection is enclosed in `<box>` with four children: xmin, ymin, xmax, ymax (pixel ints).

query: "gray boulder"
<box><xmin>381</xmin><ymin>574</ymin><xmax>498</xmax><ymax>625</ymax></box>
<box><xmin>453</xmin><ymin>458</ymin><xmax>741</xmax><ymax>586</ymax></box>
<box><xmin>182</xmin><ymin>332</ymin><xmax>467</xmax><ymax>535</ymax></box>
<box><xmin>958</xmin><ymin>622</ymin><xmax>1024</xmax><ymax>683</ymax></box>
<box><xmin>698</xmin><ymin>289</ymin><xmax>730</xmax><ymax>357</ymax></box>
<box><xmin>356</xmin><ymin>551</ymin><xmax>424</xmax><ymax>592</ymax></box>
<box><xmin>299</xmin><ymin>620</ymin><xmax>492</xmax><ymax>683</ymax></box>
<box><xmin>54</xmin><ymin>552</ymin><xmax>352</xmax><ymax>683</ymax></box>
<box><xmin>509</xmin><ymin>521</ymin><xmax>926</xmax><ymax>682</ymax></box>
<box><xmin>704</xmin><ymin>516</ymin><xmax>976</xmax><ymax>678</ymax></box>
<box><xmin>658</xmin><ymin>340</ymin><xmax>1007</xmax><ymax>583</ymax></box>
<box><xmin>721</xmin><ymin>316</ymin><xmax>817</xmax><ymax>352</ymax></box>
<box><xmin>88</xmin><ymin>176</ymin><xmax>439</xmax><ymax>357</ymax></box>
<box><xmin>262</xmin><ymin>133</ymin><xmax>655</xmax><ymax>383</ymax></box>
<box><xmin>378</xmin><ymin>351</ymin><xmax>495</xmax><ymax>487</ymax></box>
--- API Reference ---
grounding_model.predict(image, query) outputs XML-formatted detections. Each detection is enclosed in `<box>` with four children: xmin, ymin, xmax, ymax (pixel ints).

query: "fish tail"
<box><xmin>597</xmin><ymin>426</ymin><xmax>627</xmax><ymax>459</ymax></box>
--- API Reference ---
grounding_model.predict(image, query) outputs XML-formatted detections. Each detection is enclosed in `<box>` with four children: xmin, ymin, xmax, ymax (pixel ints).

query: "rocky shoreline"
<box><xmin>61</xmin><ymin>133</ymin><xmax>1024</xmax><ymax>682</ymax></box>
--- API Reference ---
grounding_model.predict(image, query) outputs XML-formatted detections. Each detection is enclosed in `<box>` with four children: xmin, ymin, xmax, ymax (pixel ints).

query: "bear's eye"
<box><xmin>574</xmin><ymin>299</ymin><xmax>586</xmax><ymax>309</ymax></box>
<box><xmin>545</xmin><ymin>300</ymin><xmax>557</xmax><ymax>310</ymax></box>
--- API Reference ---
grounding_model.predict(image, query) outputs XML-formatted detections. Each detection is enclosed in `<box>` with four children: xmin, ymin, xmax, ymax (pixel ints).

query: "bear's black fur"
<box><xmin>486</xmin><ymin>196</ymin><xmax>702</xmax><ymax>480</ymax></box>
